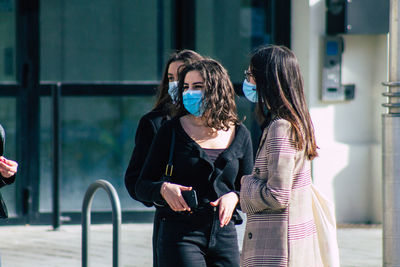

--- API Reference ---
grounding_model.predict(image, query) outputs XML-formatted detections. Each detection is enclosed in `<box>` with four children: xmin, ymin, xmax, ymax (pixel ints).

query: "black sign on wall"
<box><xmin>326</xmin><ymin>0</ymin><xmax>389</xmax><ymax>35</ymax></box>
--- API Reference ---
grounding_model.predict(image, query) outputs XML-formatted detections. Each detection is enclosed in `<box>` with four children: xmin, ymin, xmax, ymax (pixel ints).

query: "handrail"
<box><xmin>82</xmin><ymin>179</ymin><xmax>121</xmax><ymax>267</ymax></box>
<box><xmin>382</xmin><ymin>81</ymin><xmax>400</xmax><ymax>114</ymax></box>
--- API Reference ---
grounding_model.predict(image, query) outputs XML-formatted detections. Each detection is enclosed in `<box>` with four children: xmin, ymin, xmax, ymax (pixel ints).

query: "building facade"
<box><xmin>0</xmin><ymin>0</ymin><xmax>290</xmax><ymax>224</ymax></box>
<box><xmin>0</xmin><ymin>0</ymin><xmax>388</xmax><ymax>225</ymax></box>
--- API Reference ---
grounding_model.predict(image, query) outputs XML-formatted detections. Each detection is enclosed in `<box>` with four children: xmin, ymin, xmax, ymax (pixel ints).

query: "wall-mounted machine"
<box><xmin>322</xmin><ymin>0</ymin><xmax>389</xmax><ymax>102</ymax></box>
<box><xmin>321</xmin><ymin>36</ymin><xmax>355</xmax><ymax>102</ymax></box>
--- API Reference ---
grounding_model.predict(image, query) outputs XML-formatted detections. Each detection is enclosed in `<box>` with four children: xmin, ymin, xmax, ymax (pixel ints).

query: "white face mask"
<box><xmin>168</xmin><ymin>81</ymin><xmax>179</xmax><ymax>102</ymax></box>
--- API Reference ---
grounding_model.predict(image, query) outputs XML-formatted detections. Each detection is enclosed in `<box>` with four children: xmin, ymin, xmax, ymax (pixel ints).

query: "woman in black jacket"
<box><xmin>0</xmin><ymin>123</ymin><xmax>17</xmax><ymax>196</ymax></box>
<box><xmin>0</xmin><ymin>160</ymin><xmax>17</xmax><ymax>267</ymax></box>
<box><xmin>0</xmin><ymin>124</ymin><xmax>18</xmax><ymax>267</ymax></box>
<box><xmin>136</xmin><ymin>59</ymin><xmax>254</xmax><ymax>267</ymax></box>
<box><xmin>124</xmin><ymin>50</ymin><xmax>203</xmax><ymax>267</ymax></box>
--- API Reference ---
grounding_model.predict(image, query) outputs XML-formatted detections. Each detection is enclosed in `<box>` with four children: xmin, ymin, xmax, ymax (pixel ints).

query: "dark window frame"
<box><xmin>0</xmin><ymin>0</ymin><xmax>290</xmax><ymax>225</ymax></box>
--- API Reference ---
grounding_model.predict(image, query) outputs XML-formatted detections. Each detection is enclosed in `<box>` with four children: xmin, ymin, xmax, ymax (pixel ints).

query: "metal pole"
<box><xmin>52</xmin><ymin>83</ymin><xmax>61</xmax><ymax>230</ymax></box>
<box><xmin>382</xmin><ymin>1</ymin><xmax>400</xmax><ymax>266</ymax></box>
<box><xmin>82</xmin><ymin>180</ymin><xmax>121</xmax><ymax>267</ymax></box>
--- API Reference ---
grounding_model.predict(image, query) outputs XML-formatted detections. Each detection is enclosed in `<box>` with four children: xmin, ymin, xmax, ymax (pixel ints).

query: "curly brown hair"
<box><xmin>175</xmin><ymin>59</ymin><xmax>240</xmax><ymax>131</ymax></box>
<box><xmin>153</xmin><ymin>50</ymin><xmax>203</xmax><ymax>113</ymax></box>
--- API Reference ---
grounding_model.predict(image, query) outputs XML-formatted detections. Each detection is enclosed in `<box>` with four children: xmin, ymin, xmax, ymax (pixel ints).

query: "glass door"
<box><xmin>37</xmin><ymin>0</ymin><xmax>174</xmax><ymax>223</ymax></box>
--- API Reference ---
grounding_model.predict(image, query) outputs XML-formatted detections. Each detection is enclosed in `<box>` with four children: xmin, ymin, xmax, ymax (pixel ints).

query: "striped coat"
<box><xmin>240</xmin><ymin>118</ymin><xmax>322</xmax><ymax>267</ymax></box>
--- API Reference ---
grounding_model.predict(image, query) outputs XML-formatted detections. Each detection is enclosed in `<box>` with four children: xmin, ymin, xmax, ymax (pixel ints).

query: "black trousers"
<box><xmin>156</xmin><ymin>206</ymin><xmax>240</xmax><ymax>267</ymax></box>
<box><xmin>152</xmin><ymin>209</ymin><xmax>161</xmax><ymax>267</ymax></box>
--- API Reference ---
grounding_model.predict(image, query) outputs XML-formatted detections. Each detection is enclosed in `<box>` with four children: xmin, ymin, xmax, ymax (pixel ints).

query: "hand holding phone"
<box><xmin>182</xmin><ymin>190</ymin><xmax>198</xmax><ymax>209</ymax></box>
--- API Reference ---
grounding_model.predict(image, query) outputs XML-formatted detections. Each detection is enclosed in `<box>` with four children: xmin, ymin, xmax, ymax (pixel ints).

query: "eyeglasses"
<box><xmin>244</xmin><ymin>70</ymin><xmax>253</xmax><ymax>82</ymax></box>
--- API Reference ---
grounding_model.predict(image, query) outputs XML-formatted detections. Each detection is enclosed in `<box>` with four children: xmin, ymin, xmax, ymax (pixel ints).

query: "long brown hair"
<box><xmin>175</xmin><ymin>59</ymin><xmax>240</xmax><ymax>130</ymax></box>
<box><xmin>251</xmin><ymin>45</ymin><xmax>318</xmax><ymax>160</ymax></box>
<box><xmin>153</xmin><ymin>50</ymin><xmax>203</xmax><ymax>113</ymax></box>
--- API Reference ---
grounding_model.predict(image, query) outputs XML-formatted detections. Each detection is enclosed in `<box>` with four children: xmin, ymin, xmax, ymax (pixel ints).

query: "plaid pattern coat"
<box><xmin>240</xmin><ymin>118</ymin><xmax>322</xmax><ymax>267</ymax></box>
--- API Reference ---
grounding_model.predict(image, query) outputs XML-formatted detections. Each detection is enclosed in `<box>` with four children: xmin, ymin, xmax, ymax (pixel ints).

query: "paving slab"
<box><xmin>0</xmin><ymin>223</ymin><xmax>382</xmax><ymax>267</ymax></box>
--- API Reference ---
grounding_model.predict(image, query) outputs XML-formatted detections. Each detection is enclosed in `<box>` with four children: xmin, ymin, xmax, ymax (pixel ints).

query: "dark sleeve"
<box><xmin>0</xmin><ymin>175</ymin><xmax>15</xmax><ymax>188</ymax></box>
<box><xmin>135</xmin><ymin>123</ymin><xmax>172</xmax><ymax>204</ymax></box>
<box><xmin>236</xmin><ymin>130</ymin><xmax>254</xmax><ymax>189</ymax></box>
<box><xmin>235</xmin><ymin>129</ymin><xmax>254</xmax><ymax>209</ymax></box>
<box><xmin>124</xmin><ymin>116</ymin><xmax>157</xmax><ymax>206</ymax></box>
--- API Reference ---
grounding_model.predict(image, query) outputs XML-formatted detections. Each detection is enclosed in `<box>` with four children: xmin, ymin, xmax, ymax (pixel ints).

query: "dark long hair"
<box><xmin>175</xmin><ymin>59</ymin><xmax>240</xmax><ymax>130</ymax></box>
<box><xmin>153</xmin><ymin>50</ymin><xmax>203</xmax><ymax>113</ymax></box>
<box><xmin>251</xmin><ymin>45</ymin><xmax>318</xmax><ymax>160</ymax></box>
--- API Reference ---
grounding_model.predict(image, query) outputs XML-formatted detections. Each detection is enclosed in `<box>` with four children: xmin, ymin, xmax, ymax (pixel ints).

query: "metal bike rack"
<box><xmin>82</xmin><ymin>179</ymin><xmax>121</xmax><ymax>267</ymax></box>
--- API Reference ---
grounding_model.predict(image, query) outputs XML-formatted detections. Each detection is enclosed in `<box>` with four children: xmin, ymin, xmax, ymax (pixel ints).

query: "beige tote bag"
<box><xmin>311</xmin><ymin>184</ymin><xmax>340</xmax><ymax>267</ymax></box>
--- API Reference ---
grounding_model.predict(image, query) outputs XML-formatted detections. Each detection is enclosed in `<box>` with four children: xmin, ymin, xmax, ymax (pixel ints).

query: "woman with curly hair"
<box><xmin>135</xmin><ymin>59</ymin><xmax>253</xmax><ymax>267</ymax></box>
<box><xmin>125</xmin><ymin>49</ymin><xmax>203</xmax><ymax>267</ymax></box>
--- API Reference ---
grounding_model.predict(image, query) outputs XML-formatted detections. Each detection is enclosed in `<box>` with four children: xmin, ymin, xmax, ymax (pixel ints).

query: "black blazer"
<box><xmin>0</xmin><ymin>124</ymin><xmax>15</xmax><ymax>188</ymax></box>
<box><xmin>0</xmin><ymin>124</ymin><xmax>15</xmax><ymax>219</ymax></box>
<box><xmin>125</xmin><ymin>107</ymin><xmax>169</xmax><ymax>206</ymax></box>
<box><xmin>0</xmin><ymin>176</ymin><xmax>15</xmax><ymax>188</ymax></box>
<box><xmin>135</xmin><ymin>117</ymin><xmax>254</xmax><ymax>208</ymax></box>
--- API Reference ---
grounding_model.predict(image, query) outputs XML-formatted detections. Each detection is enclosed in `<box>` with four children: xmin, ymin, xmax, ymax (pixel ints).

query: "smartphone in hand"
<box><xmin>182</xmin><ymin>190</ymin><xmax>198</xmax><ymax>209</ymax></box>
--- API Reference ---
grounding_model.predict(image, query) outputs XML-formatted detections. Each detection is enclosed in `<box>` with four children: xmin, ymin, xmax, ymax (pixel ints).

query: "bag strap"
<box><xmin>164</xmin><ymin>128</ymin><xmax>175</xmax><ymax>178</ymax></box>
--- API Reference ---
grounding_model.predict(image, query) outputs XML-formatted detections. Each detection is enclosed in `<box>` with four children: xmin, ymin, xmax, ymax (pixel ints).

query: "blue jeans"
<box><xmin>156</xmin><ymin>206</ymin><xmax>240</xmax><ymax>267</ymax></box>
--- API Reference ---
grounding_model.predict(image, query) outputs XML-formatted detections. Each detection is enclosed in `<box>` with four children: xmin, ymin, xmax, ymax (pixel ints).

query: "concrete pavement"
<box><xmin>0</xmin><ymin>223</ymin><xmax>382</xmax><ymax>267</ymax></box>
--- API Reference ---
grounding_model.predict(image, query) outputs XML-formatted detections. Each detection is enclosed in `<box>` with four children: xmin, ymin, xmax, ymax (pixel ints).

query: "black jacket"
<box><xmin>0</xmin><ymin>124</ymin><xmax>15</xmax><ymax>219</ymax></box>
<box><xmin>135</xmin><ymin>117</ymin><xmax>254</xmax><ymax>208</ymax></box>
<box><xmin>0</xmin><ymin>124</ymin><xmax>15</xmax><ymax>188</ymax></box>
<box><xmin>0</xmin><ymin>176</ymin><xmax>15</xmax><ymax>188</ymax></box>
<box><xmin>125</xmin><ymin>107</ymin><xmax>169</xmax><ymax>206</ymax></box>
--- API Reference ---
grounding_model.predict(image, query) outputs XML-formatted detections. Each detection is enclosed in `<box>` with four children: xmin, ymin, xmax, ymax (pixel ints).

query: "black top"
<box><xmin>135</xmin><ymin>117</ymin><xmax>254</xmax><ymax>210</ymax></box>
<box><xmin>124</xmin><ymin>107</ymin><xmax>169</xmax><ymax>207</ymax></box>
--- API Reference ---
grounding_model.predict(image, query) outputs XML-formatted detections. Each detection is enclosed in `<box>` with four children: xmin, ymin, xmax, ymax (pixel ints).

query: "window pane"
<box><xmin>0</xmin><ymin>1</ymin><xmax>16</xmax><ymax>82</ymax></box>
<box><xmin>40</xmin><ymin>0</ymin><xmax>173</xmax><ymax>82</ymax></box>
<box><xmin>39</xmin><ymin>96</ymin><xmax>156</xmax><ymax>212</ymax></box>
<box><xmin>0</xmin><ymin>97</ymin><xmax>17</xmax><ymax>217</ymax></box>
<box><xmin>195</xmin><ymin>0</ymin><xmax>272</xmax><ymax>83</ymax></box>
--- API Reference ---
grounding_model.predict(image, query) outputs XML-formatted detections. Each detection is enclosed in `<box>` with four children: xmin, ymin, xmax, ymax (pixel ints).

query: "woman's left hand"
<box><xmin>210</xmin><ymin>192</ymin><xmax>239</xmax><ymax>227</ymax></box>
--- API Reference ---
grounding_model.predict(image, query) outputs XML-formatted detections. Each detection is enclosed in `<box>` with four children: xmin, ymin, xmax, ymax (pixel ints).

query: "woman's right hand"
<box><xmin>0</xmin><ymin>156</ymin><xmax>18</xmax><ymax>178</ymax></box>
<box><xmin>160</xmin><ymin>182</ymin><xmax>192</xmax><ymax>212</ymax></box>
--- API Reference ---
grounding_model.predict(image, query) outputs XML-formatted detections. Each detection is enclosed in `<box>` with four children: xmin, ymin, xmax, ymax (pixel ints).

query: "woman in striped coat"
<box><xmin>240</xmin><ymin>45</ymin><xmax>322</xmax><ymax>266</ymax></box>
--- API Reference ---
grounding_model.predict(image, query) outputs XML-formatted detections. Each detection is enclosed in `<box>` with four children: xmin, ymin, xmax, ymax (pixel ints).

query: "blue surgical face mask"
<box><xmin>242</xmin><ymin>79</ymin><xmax>258</xmax><ymax>102</ymax></box>
<box><xmin>168</xmin><ymin>81</ymin><xmax>179</xmax><ymax>102</ymax></box>
<box><xmin>183</xmin><ymin>89</ymin><xmax>204</xmax><ymax>117</ymax></box>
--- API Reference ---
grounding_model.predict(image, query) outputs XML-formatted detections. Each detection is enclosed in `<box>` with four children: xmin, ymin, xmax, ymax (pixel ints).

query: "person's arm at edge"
<box><xmin>0</xmin><ymin>175</ymin><xmax>15</xmax><ymax>188</ymax></box>
<box><xmin>124</xmin><ymin>116</ymin><xmax>157</xmax><ymax>205</ymax></box>
<box><xmin>135</xmin><ymin>122</ymin><xmax>172</xmax><ymax>204</ymax></box>
<box><xmin>0</xmin><ymin>157</ymin><xmax>17</xmax><ymax>188</ymax></box>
